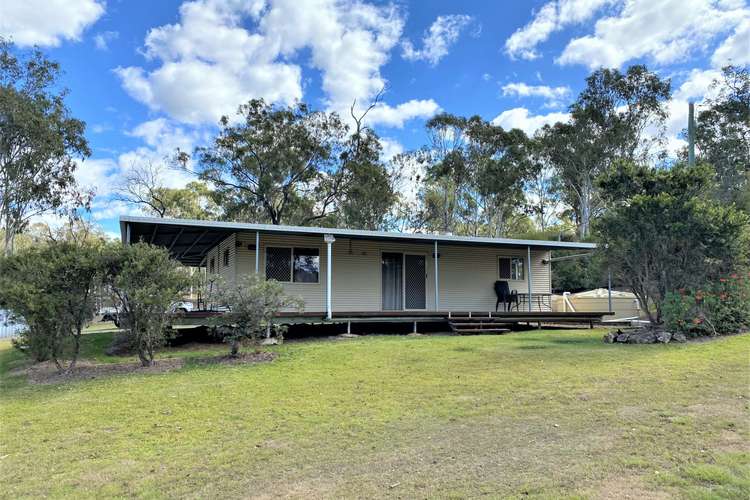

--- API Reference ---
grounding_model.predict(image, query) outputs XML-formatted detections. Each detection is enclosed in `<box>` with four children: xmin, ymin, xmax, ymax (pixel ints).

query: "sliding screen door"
<box><xmin>404</xmin><ymin>254</ymin><xmax>426</xmax><ymax>309</ymax></box>
<box><xmin>382</xmin><ymin>253</ymin><xmax>403</xmax><ymax>310</ymax></box>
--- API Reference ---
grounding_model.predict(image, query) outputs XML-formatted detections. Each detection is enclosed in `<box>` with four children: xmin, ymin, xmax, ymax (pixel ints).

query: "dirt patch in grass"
<box><xmin>14</xmin><ymin>358</ymin><xmax>185</xmax><ymax>385</ymax></box>
<box><xmin>192</xmin><ymin>351</ymin><xmax>276</xmax><ymax>366</ymax></box>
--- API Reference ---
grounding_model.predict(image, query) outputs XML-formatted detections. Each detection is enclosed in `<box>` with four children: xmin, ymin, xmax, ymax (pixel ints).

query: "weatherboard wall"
<box><xmin>205</xmin><ymin>231</ymin><xmax>552</xmax><ymax>313</ymax></box>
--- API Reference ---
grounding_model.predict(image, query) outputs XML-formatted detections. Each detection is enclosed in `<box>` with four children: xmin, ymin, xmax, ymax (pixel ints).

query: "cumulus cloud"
<box><xmin>116</xmin><ymin>0</ymin><xmax>432</xmax><ymax>128</ymax></box>
<box><xmin>0</xmin><ymin>0</ymin><xmax>105</xmax><ymax>47</ymax></box>
<box><xmin>504</xmin><ymin>0</ymin><xmax>614</xmax><ymax>60</ymax></box>
<box><xmin>556</xmin><ymin>0</ymin><xmax>750</xmax><ymax>68</ymax></box>
<box><xmin>401</xmin><ymin>14</ymin><xmax>474</xmax><ymax>65</ymax></box>
<box><xmin>501</xmin><ymin>82</ymin><xmax>571</xmax><ymax>107</ymax></box>
<box><xmin>711</xmin><ymin>17</ymin><xmax>750</xmax><ymax>66</ymax></box>
<box><xmin>491</xmin><ymin>108</ymin><xmax>569</xmax><ymax>135</ymax></box>
<box><xmin>364</xmin><ymin>99</ymin><xmax>441</xmax><ymax>128</ymax></box>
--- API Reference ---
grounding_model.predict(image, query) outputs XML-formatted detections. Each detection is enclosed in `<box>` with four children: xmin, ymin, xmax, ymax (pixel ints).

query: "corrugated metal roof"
<box><xmin>119</xmin><ymin>215</ymin><xmax>596</xmax><ymax>265</ymax></box>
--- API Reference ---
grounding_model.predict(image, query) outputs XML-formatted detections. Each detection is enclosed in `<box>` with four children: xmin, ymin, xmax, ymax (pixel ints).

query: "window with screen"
<box><xmin>293</xmin><ymin>248</ymin><xmax>320</xmax><ymax>283</ymax></box>
<box><xmin>223</xmin><ymin>248</ymin><xmax>230</xmax><ymax>267</ymax></box>
<box><xmin>265</xmin><ymin>247</ymin><xmax>320</xmax><ymax>283</ymax></box>
<box><xmin>499</xmin><ymin>256</ymin><xmax>524</xmax><ymax>280</ymax></box>
<box><xmin>266</xmin><ymin>247</ymin><xmax>292</xmax><ymax>282</ymax></box>
<box><xmin>209</xmin><ymin>257</ymin><xmax>215</xmax><ymax>274</ymax></box>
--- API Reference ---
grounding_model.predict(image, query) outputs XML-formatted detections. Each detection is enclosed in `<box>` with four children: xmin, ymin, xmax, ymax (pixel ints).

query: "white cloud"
<box><xmin>116</xmin><ymin>0</ymin><xmax>428</xmax><ymax>127</ymax></box>
<box><xmin>491</xmin><ymin>108</ymin><xmax>569</xmax><ymax>135</ymax></box>
<box><xmin>93</xmin><ymin>30</ymin><xmax>119</xmax><ymax>50</ymax></box>
<box><xmin>74</xmin><ymin>158</ymin><xmax>120</xmax><ymax>197</ymax></box>
<box><xmin>364</xmin><ymin>99</ymin><xmax>441</xmax><ymax>128</ymax></box>
<box><xmin>401</xmin><ymin>14</ymin><xmax>474</xmax><ymax>65</ymax></box>
<box><xmin>557</xmin><ymin>0</ymin><xmax>750</xmax><ymax>68</ymax></box>
<box><xmin>379</xmin><ymin>137</ymin><xmax>404</xmax><ymax>162</ymax></box>
<box><xmin>711</xmin><ymin>17</ymin><xmax>750</xmax><ymax>66</ymax></box>
<box><xmin>505</xmin><ymin>0</ymin><xmax>614</xmax><ymax>60</ymax></box>
<box><xmin>0</xmin><ymin>0</ymin><xmax>105</xmax><ymax>47</ymax></box>
<box><xmin>501</xmin><ymin>82</ymin><xmax>571</xmax><ymax>107</ymax></box>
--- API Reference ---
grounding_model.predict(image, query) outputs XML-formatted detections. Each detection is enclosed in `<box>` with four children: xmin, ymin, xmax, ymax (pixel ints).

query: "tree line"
<box><xmin>1</xmin><ymin>40</ymin><xmax>748</xmax><ymax>334</ymax></box>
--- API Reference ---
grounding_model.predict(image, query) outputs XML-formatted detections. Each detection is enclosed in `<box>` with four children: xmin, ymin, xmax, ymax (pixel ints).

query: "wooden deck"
<box><xmin>177</xmin><ymin>309</ymin><xmax>612</xmax><ymax>326</ymax></box>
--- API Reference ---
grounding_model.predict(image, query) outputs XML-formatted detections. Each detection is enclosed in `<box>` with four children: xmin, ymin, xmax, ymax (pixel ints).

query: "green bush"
<box><xmin>663</xmin><ymin>272</ymin><xmax>750</xmax><ymax>336</ymax></box>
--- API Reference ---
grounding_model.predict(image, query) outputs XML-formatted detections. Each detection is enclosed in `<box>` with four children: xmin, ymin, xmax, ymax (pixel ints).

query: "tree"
<box><xmin>596</xmin><ymin>162</ymin><xmax>749</xmax><ymax>323</ymax></box>
<box><xmin>693</xmin><ymin>65</ymin><xmax>750</xmax><ymax>212</ymax></box>
<box><xmin>115</xmin><ymin>161</ymin><xmax>221</xmax><ymax>219</ymax></box>
<box><xmin>103</xmin><ymin>243</ymin><xmax>193</xmax><ymax>367</ymax></box>
<box><xmin>540</xmin><ymin>65</ymin><xmax>671</xmax><ymax>238</ymax></box>
<box><xmin>0</xmin><ymin>240</ymin><xmax>103</xmax><ymax>371</ymax></box>
<box><xmin>0</xmin><ymin>39</ymin><xmax>90</xmax><ymax>255</ymax></box>
<box><xmin>212</xmin><ymin>275</ymin><xmax>302</xmax><ymax>357</ymax></box>
<box><xmin>185</xmin><ymin>98</ymin><xmax>396</xmax><ymax>228</ymax></box>
<box><xmin>417</xmin><ymin>113</ymin><xmax>532</xmax><ymax>236</ymax></box>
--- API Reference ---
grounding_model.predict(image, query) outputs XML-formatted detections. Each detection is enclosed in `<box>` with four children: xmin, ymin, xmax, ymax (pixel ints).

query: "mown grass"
<box><xmin>0</xmin><ymin>327</ymin><xmax>748</xmax><ymax>498</ymax></box>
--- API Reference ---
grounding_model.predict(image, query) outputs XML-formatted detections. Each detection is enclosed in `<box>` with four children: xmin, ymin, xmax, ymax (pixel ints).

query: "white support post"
<box><xmin>434</xmin><ymin>241</ymin><xmax>439</xmax><ymax>311</ymax></box>
<box><xmin>324</xmin><ymin>234</ymin><xmax>335</xmax><ymax>320</ymax></box>
<box><xmin>125</xmin><ymin>223</ymin><xmax>131</xmax><ymax>245</ymax></box>
<box><xmin>255</xmin><ymin>231</ymin><xmax>260</xmax><ymax>274</ymax></box>
<box><xmin>527</xmin><ymin>246</ymin><xmax>533</xmax><ymax>312</ymax></box>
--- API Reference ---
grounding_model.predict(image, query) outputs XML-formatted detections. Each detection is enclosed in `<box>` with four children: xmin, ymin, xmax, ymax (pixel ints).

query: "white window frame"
<box><xmin>498</xmin><ymin>256</ymin><xmax>524</xmax><ymax>281</ymax></box>
<box><xmin>265</xmin><ymin>246</ymin><xmax>321</xmax><ymax>284</ymax></box>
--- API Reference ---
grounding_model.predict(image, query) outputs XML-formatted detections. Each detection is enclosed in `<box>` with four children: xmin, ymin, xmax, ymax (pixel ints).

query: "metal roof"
<box><xmin>120</xmin><ymin>215</ymin><xmax>596</xmax><ymax>266</ymax></box>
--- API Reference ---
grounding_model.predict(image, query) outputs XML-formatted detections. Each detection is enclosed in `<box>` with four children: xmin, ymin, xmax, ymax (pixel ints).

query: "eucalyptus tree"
<box><xmin>0</xmin><ymin>39</ymin><xmax>90</xmax><ymax>255</ymax></box>
<box><xmin>418</xmin><ymin>113</ymin><xmax>532</xmax><ymax>236</ymax></box>
<box><xmin>693</xmin><ymin>65</ymin><xmax>750</xmax><ymax>212</ymax></box>
<box><xmin>184</xmin><ymin>98</ymin><xmax>396</xmax><ymax>228</ymax></box>
<box><xmin>540</xmin><ymin>65</ymin><xmax>671</xmax><ymax>238</ymax></box>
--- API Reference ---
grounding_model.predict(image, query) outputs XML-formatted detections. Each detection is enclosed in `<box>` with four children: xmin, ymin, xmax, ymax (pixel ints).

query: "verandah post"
<box><xmin>255</xmin><ymin>231</ymin><xmax>260</xmax><ymax>274</ymax></box>
<box><xmin>324</xmin><ymin>234</ymin><xmax>335</xmax><ymax>320</ymax></box>
<box><xmin>527</xmin><ymin>246</ymin><xmax>533</xmax><ymax>312</ymax></box>
<box><xmin>434</xmin><ymin>240</ymin><xmax>439</xmax><ymax>311</ymax></box>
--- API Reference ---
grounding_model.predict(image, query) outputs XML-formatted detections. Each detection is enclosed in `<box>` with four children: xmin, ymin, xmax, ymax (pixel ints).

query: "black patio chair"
<box><xmin>494</xmin><ymin>280</ymin><xmax>519</xmax><ymax>312</ymax></box>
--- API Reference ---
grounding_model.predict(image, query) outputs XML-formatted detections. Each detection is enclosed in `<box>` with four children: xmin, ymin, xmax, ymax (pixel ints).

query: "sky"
<box><xmin>2</xmin><ymin>0</ymin><xmax>749</xmax><ymax>238</ymax></box>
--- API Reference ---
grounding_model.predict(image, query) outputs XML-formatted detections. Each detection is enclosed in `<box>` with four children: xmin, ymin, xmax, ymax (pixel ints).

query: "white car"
<box><xmin>169</xmin><ymin>301</ymin><xmax>194</xmax><ymax>313</ymax></box>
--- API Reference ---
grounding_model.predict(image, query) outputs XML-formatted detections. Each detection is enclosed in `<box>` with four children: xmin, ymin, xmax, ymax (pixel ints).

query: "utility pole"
<box><xmin>688</xmin><ymin>102</ymin><xmax>696</xmax><ymax>166</ymax></box>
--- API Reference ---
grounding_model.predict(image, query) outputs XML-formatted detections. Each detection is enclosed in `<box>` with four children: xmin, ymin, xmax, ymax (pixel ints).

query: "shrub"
<box><xmin>663</xmin><ymin>272</ymin><xmax>750</xmax><ymax>336</ymax></box>
<box><xmin>103</xmin><ymin>243</ymin><xmax>194</xmax><ymax>366</ymax></box>
<box><xmin>0</xmin><ymin>241</ymin><xmax>103</xmax><ymax>371</ymax></box>
<box><xmin>212</xmin><ymin>275</ymin><xmax>303</xmax><ymax>357</ymax></box>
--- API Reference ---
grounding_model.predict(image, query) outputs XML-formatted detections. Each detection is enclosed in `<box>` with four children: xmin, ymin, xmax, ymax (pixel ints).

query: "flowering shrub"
<box><xmin>663</xmin><ymin>272</ymin><xmax>750</xmax><ymax>336</ymax></box>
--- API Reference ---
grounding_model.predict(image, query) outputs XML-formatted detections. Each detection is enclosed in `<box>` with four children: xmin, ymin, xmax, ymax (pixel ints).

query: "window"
<box><xmin>223</xmin><ymin>248</ymin><xmax>230</xmax><ymax>267</ymax></box>
<box><xmin>293</xmin><ymin>248</ymin><xmax>319</xmax><ymax>283</ymax></box>
<box><xmin>499</xmin><ymin>256</ymin><xmax>524</xmax><ymax>281</ymax></box>
<box><xmin>209</xmin><ymin>257</ymin><xmax>215</xmax><ymax>274</ymax></box>
<box><xmin>265</xmin><ymin>247</ymin><xmax>320</xmax><ymax>283</ymax></box>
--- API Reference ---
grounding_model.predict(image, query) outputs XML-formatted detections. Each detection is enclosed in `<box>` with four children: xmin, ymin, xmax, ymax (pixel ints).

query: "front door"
<box><xmin>382</xmin><ymin>253</ymin><xmax>403</xmax><ymax>310</ymax></box>
<box><xmin>382</xmin><ymin>253</ymin><xmax>426</xmax><ymax>310</ymax></box>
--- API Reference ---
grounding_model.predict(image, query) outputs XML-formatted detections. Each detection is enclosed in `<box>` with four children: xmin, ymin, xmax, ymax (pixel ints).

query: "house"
<box><xmin>120</xmin><ymin>216</ymin><xmax>607</xmax><ymax>331</ymax></box>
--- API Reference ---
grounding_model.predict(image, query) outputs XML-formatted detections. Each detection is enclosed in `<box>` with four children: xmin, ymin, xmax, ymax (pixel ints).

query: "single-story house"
<box><xmin>120</xmin><ymin>216</ymin><xmax>604</xmax><ymax>330</ymax></box>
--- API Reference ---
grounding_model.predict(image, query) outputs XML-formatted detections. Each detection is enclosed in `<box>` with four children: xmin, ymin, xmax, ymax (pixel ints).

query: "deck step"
<box><xmin>448</xmin><ymin>318</ymin><xmax>511</xmax><ymax>334</ymax></box>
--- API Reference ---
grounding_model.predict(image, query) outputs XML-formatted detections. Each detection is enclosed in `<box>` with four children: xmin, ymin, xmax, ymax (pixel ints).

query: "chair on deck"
<box><xmin>494</xmin><ymin>281</ymin><xmax>519</xmax><ymax>312</ymax></box>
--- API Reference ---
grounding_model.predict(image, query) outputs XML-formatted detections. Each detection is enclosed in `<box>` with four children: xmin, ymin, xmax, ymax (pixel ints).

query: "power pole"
<box><xmin>688</xmin><ymin>102</ymin><xmax>696</xmax><ymax>166</ymax></box>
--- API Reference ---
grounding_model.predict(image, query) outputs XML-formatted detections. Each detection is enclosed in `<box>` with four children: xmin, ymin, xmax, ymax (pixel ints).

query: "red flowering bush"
<box><xmin>663</xmin><ymin>272</ymin><xmax>750</xmax><ymax>336</ymax></box>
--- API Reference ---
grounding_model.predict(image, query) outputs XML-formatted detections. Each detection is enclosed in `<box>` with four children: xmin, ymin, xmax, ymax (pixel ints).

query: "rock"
<box><xmin>628</xmin><ymin>331</ymin><xmax>657</xmax><ymax>344</ymax></box>
<box><xmin>655</xmin><ymin>331</ymin><xmax>672</xmax><ymax>343</ymax></box>
<box><xmin>338</xmin><ymin>333</ymin><xmax>359</xmax><ymax>338</ymax></box>
<box><xmin>603</xmin><ymin>332</ymin><xmax>617</xmax><ymax>343</ymax></box>
<box><xmin>260</xmin><ymin>337</ymin><xmax>279</xmax><ymax>346</ymax></box>
<box><xmin>672</xmin><ymin>332</ymin><xmax>687</xmax><ymax>343</ymax></box>
<box><xmin>616</xmin><ymin>333</ymin><xmax>630</xmax><ymax>343</ymax></box>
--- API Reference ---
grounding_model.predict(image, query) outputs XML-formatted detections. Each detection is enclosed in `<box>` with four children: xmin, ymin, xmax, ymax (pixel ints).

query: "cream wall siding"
<box><xmin>225</xmin><ymin>231</ymin><xmax>551</xmax><ymax>313</ymax></box>
<box><xmin>437</xmin><ymin>246</ymin><xmax>550</xmax><ymax>312</ymax></box>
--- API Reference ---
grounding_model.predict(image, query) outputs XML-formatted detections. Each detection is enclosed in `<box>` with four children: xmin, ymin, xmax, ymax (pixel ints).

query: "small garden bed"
<box><xmin>11</xmin><ymin>358</ymin><xmax>185</xmax><ymax>385</ymax></box>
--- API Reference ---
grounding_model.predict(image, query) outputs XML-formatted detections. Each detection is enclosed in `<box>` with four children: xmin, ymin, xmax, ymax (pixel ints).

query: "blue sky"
<box><xmin>2</xmin><ymin>0</ymin><xmax>749</xmax><ymax>237</ymax></box>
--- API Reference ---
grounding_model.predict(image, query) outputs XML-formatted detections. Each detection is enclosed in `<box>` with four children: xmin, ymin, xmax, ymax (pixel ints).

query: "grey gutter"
<box><xmin>119</xmin><ymin>215</ymin><xmax>597</xmax><ymax>250</ymax></box>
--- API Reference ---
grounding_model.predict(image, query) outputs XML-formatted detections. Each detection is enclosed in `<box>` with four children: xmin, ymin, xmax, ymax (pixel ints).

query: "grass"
<box><xmin>0</xmin><ymin>327</ymin><xmax>748</xmax><ymax>499</ymax></box>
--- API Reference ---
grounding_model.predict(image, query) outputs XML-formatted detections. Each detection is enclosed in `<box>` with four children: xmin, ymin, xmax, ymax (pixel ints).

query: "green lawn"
<box><xmin>1</xmin><ymin>327</ymin><xmax>748</xmax><ymax>499</ymax></box>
